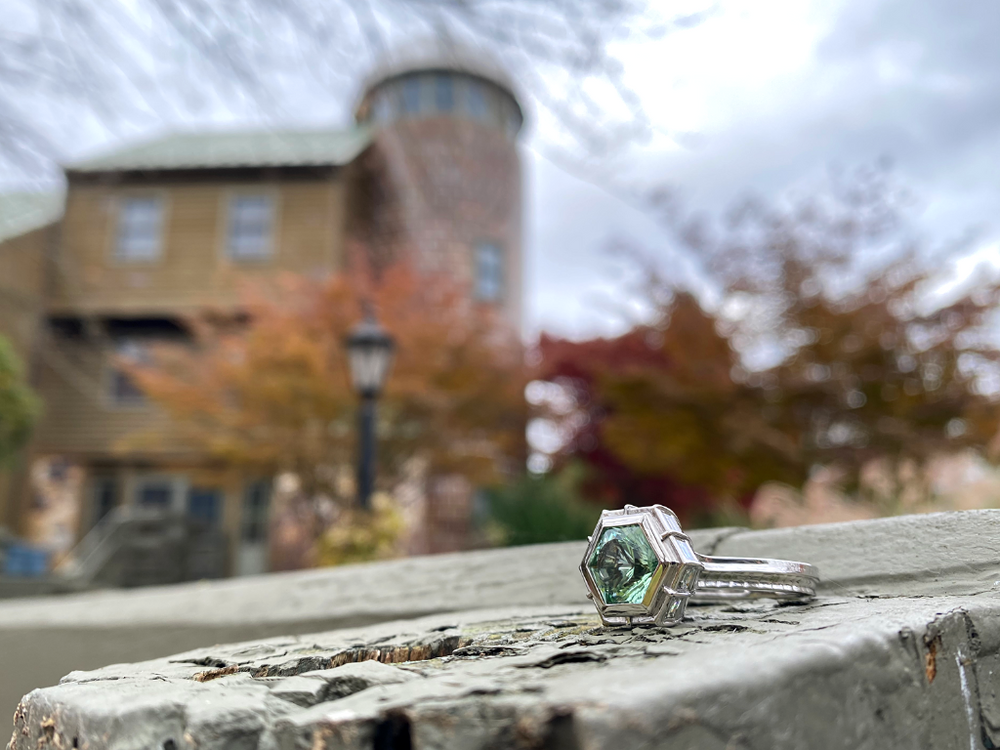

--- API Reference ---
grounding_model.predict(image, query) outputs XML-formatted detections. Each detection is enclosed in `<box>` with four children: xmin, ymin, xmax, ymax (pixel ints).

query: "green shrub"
<box><xmin>485</xmin><ymin>467</ymin><xmax>601</xmax><ymax>547</ymax></box>
<box><xmin>0</xmin><ymin>336</ymin><xmax>40</xmax><ymax>464</ymax></box>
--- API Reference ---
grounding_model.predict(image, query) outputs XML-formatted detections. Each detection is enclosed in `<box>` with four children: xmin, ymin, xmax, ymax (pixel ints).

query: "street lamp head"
<box><xmin>345</xmin><ymin>312</ymin><xmax>396</xmax><ymax>398</ymax></box>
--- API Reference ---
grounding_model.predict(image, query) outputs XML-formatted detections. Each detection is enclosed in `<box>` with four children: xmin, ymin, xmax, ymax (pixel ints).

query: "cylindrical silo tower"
<box><xmin>350</xmin><ymin>38</ymin><xmax>524</xmax><ymax>332</ymax></box>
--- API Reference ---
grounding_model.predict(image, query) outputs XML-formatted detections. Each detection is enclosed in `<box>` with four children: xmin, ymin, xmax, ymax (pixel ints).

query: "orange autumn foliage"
<box><xmin>537</xmin><ymin>169</ymin><xmax>1000</xmax><ymax>524</ymax></box>
<box><xmin>128</xmin><ymin>264</ymin><xmax>527</xmax><ymax>503</ymax></box>
<box><xmin>537</xmin><ymin>292</ymin><xmax>802</xmax><ymax>522</ymax></box>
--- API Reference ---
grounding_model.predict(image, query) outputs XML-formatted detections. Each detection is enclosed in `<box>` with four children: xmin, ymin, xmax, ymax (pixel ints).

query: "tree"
<box><xmin>537</xmin><ymin>292</ymin><xmax>802</xmax><ymax>524</ymax></box>
<box><xmin>484</xmin><ymin>464</ymin><xmax>601</xmax><ymax>547</ymax></box>
<box><xmin>535</xmin><ymin>170</ymin><xmax>1000</xmax><ymax>522</ymax></box>
<box><xmin>0</xmin><ymin>1</ymin><xmax>709</xmax><ymax>184</ymax></box>
<box><xmin>128</xmin><ymin>262</ymin><xmax>527</xmax><ymax>513</ymax></box>
<box><xmin>0</xmin><ymin>334</ymin><xmax>40</xmax><ymax>464</ymax></box>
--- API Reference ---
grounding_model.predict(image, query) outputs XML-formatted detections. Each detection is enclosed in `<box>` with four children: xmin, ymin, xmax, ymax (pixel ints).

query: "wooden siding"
<box><xmin>48</xmin><ymin>178</ymin><xmax>345</xmax><ymax>315</ymax></box>
<box><xmin>21</xmin><ymin>174</ymin><xmax>349</xmax><ymax>520</ymax></box>
<box><xmin>31</xmin><ymin>336</ymin><xmax>197</xmax><ymax>459</ymax></box>
<box><xmin>0</xmin><ymin>224</ymin><xmax>55</xmax><ymax>359</ymax></box>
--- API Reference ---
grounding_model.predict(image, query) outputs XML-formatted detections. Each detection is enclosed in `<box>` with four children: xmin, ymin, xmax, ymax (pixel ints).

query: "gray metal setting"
<box><xmin>581</xmin><ymin>504</ymin><xmax>819</xmax><ymax>627</ymax></box>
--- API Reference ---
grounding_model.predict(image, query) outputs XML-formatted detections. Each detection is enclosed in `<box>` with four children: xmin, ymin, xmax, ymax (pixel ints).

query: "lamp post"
<box><xmin>345</xmin><ymin>311</ymin><xmax>395</xmax><ymax>510</ymax></box>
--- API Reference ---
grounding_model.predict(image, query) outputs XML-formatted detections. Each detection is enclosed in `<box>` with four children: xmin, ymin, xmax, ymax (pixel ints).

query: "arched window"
<box><xmin>402</xmin><ymin>77</ymin><xmax>422</xmax><ymax>114</ymax></box>
<box><xmin>435</xmin><ymin>74</ymin><xmax>454</xmax><ymax>112</ymax></box>
<box><xmin>373</xmin><ymin>89</ymin><xmax>395</xmax><ymax>123</ymax></box>
<box><xmin>466</xmin><ymin>81</ymin><xmax>489</xmax><ymax>121</ymax></box>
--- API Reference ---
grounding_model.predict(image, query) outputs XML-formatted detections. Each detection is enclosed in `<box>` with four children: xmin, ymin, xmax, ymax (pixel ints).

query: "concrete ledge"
<box><xmin>9</xmin><ymin>508</ymin><xmax>998</xmax><ymax>632</ymax></box>
<box><xmin>10</xmin><ymin>598</ymin><xmax>1000</xmax><ymax>749</ymax></box>
<box><xmin>7</xmin><ymin>511</ymin><xmax>1000</xmax><ymax>749</ymax></box>
<box><xmin>0</xmin><ymin>578</ymin><xmax>64</xmax><ymax>600</ymax></box>
<box><xmin>715</xmin><ymin>509</ymin><xmax>1000</xmax><ymax>597</ymax></box>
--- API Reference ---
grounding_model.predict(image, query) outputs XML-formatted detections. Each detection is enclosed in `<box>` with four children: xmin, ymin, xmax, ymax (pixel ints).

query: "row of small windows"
<box><xmin>116</xmin><ymin>195</ymin><xmax>506</xmax><ymax>302</ymax></box>
<box><xmin>89</xmin><ymin>474</ymin><xmax>270</xmax><ymax>541</ymax></box>
<box><xmin>116</xmin><ymin>194</ymin><xmax>275</xmax><ymax>262</ymax></box>
<box><xmin>366</xmin><ymin>73</ymin><xmax>522</xmax><ymax>140</ymax></box>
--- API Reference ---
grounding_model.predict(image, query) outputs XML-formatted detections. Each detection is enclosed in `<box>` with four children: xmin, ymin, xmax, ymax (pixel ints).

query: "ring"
<box><xmin>580</xmin><ymin>504</ymin><xmax>820</xmax><ymax>627</ymax></box>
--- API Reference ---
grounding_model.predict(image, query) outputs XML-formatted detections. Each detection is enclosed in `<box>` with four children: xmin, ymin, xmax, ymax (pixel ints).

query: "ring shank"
<box><xmin>692</xmin><ymin>555</ymin><xmax>819</xmax><ymax>602</ymax></box>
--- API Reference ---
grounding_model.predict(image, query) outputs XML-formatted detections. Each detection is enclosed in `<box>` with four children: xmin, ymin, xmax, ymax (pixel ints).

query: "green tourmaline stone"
<box><xmin>588</xmin><ymin>524</ymin><xmax>659</xmax><ymax>605</ymax></box>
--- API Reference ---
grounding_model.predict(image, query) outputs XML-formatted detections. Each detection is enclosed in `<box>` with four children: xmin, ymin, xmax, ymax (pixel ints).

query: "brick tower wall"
<box><xmin>347</xmin><ymin>85</ymin><xmax>523</xmax><ymax>332</ymax></box>
<box><xmin>346</xmin><ymin>65</ymin><xmax>524</xmax><ymax>553</ymax></box>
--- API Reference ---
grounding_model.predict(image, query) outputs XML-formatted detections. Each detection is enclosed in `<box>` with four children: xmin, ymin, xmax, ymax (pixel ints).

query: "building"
<box><xmin>0</xmin><ymin>41</ymin><xmax>524</xmax><ymax>576</ymax></box>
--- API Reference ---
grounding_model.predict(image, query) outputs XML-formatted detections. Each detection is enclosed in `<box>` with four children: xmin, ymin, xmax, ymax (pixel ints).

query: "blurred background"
<box><xmin>1</xmin><ymin>0</ymin><xmax>1000</xmax><ymax>594</ymax></box>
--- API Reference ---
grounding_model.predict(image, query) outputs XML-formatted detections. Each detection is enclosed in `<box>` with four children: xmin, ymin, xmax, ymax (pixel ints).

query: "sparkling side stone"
<box><xmin>672</xmin><ymin>537</ymin><xmax>696</xmax><ymax>562</ymax></box>
<box><xmin>587</xmin><ymin>524</ymin><xmax>660</xmax><ymax>605</ymax></box>
<box><xmin>678</xmin><ymin>565</ymin><xmax>699</xmax><ymax>592</ymax></box>
<box><xmin>665</xmin><ymin>596</ymin><xmax>684</xmax><ymax>621</ymax></box>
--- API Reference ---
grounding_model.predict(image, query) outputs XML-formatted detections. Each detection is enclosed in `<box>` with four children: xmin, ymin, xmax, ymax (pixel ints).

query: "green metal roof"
<box><xmin>0</xmin><ymin>191</ymin><xmax>63</xmax><ymax>243</ymax></box>
<box><xmin>67</xmin><ymin>126</ymin><xmax>373</xmax><ymax>173</ymax></box>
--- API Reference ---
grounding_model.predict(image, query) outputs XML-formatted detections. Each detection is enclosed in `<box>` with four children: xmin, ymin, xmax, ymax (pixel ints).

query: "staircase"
<box><xmin>60</xmin><ymin>507</ymin><xmax>228</xmax><ymax>589</ymax></box>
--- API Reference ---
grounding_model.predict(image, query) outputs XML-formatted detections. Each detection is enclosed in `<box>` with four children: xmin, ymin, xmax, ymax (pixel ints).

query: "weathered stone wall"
<box><xmin>8</xmin><ymin>511</ymin><xmax>1000</xmax><ymax>749</ymax></box>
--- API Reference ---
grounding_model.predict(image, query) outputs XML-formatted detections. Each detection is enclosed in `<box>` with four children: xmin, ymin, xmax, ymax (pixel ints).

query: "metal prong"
<box><xmin>661</xmin><ymin>531</ymin><xmax>691</xmax><ymax>542</ymax></box>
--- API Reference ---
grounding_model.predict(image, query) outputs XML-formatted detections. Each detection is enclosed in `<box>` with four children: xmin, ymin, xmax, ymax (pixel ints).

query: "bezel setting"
<box><xmin>581</xmin><ymin>504</ymin><xmax>702</xmax><ymax>627</ymax></box>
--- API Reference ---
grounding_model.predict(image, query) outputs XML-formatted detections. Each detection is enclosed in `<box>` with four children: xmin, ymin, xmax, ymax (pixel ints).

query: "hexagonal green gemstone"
<box><xmin>588</xmin><ymin>524</ymin><xmax>660</xmax><ymax>605</ymax></box>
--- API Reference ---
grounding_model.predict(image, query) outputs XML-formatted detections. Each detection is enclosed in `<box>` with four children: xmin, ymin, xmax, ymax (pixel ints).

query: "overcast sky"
<box><xmin>525</xmin><ymin>0</ymin><xmax>1000</xmax><ymax>338</ymax></box>
<box><xmin>9</xmin><ymin>0</ymin><xmax>1000</xmax><ymax>341</ymax></box>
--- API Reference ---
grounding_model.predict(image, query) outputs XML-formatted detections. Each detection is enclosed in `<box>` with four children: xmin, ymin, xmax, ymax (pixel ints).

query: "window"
<box><xmin>475</xmin><ymin>242</ymin><xmax>503</xmax><ymax>301</ymax></box>
<box><xmin>228</xmin><ymin>195</ymin><xmax>273</xmax><ymax>260</ymax></box>
<box><xmin>136</xmin><ymin>480</ymin><xmax>174</xmax><ymax>509</ymax></box>
<box><xmin>435</xmin><ymin>74</ymin><xmax>454</xmax><ymax>112</ymax></box>
<box><xmin>467</xmin><ymin>81</ymin><xmax>489</xmax><ymax>121</ymax></box>
<box><xmin>116</xmin><ymin>196</ymin><xmax>163</xmax><ymax>261</ymax></box>
<box><xmin>91</xmin><ymin>477</ymin><xmax>118</xmax><ymax>528</ymax></box>
<box><xmin>402</xmin><ymin>77</ymin><xmax>422</xmax><ymax>114</ymax></box>
<box><xmin>188</xmin><ymin>487</ymin><xmax>222</xmax><ymax>526</ymax></box>
<box><xmin>109</xmin><ymin>339</ymin><xmax>149</xmax><ymax>406</ymax></box>
<box><xmin>373</xmin><ymin>90</ymin><xmax>395</xmax><ymax>123</ymax></box>
<box><xmin>241</xmin><ymin>479</ymin><xmax>271</xmax><ymax>543</ymax></box>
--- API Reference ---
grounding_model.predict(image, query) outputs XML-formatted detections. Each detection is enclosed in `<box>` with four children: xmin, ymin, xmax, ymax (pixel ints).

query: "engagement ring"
<box><xmin>581</xmin><ymin>504</ymin><xmax>820</xmax><ymax>627</ymax></box>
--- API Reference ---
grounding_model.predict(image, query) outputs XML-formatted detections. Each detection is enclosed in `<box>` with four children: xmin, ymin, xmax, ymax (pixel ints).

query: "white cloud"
<box><xmin>526</xmin><ymin>0</ymin><xmax>1000</xmax><ymax>337</ymax></box>
<box><xmin>10</xmin><ymin>0</ymin><xmax>1000</xmax><ymax>341</ymax></box>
